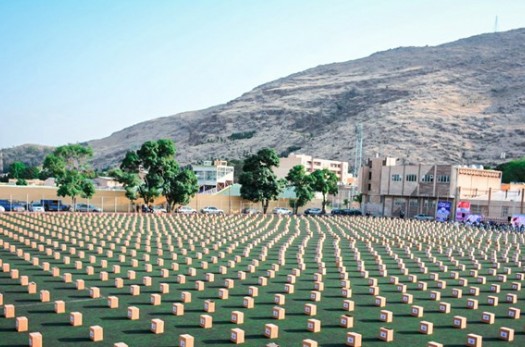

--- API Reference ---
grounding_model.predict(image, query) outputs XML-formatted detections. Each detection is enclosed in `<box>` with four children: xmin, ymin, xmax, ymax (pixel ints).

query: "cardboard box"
<box><xmin>231</xmin><ymin>328</ymin><xmax>245</xmax><ymax>344</ymax></box>
<box><xmin>429</xmin><ymin>291</ymin><xmax>441</xmax><ymax>301</ymax></box>
<box><xmin>343</xmin><ymin>300</ymin><xmax>355</xmax><ymax>311</ymax></box>
<box><xmin>439</xmin><ymin>302</ymin><xmax>451</xmax><ymax>314</ymax></box>
<box><xmin>307</xmin><ymin>319</ymin><xmax>321</xmax><ymax>333</ymax></box>
<box><xmin>340</xmin><ymin>314</ymin><xmax>354</xmax><ymax>328</ymax></box>
<box><xmin>258</xmin><ymin>276</ymin><xmax>268</xmax><ymax>286</ymax></box>
<box><xmin>172</xmin><ymin>303</ymin><xmax>184</xmax><ymax>316</ymax></box>
<box><xmin>243</xmin><ymin>296</ymin><xmax>254</xmax><ymax>309</ymax></box>
<box><xmin>481</xmin><ymin>311</ymin><xmax>495</xmax><ymax>324</ymax></box>
<box><xmin>499</xmin><ymin>327</ymin><xmax>514</xmax><ymax>341</ymax></box>
<box><xmin>273</xmin><ymin>306</ymin><xmax>285</xmax><ymax>320</ymax></box>
<box><xmin>375</xmin><ymin>296</ymin><xmax>387</xmax><ymax>307</ymax></box>
<box><xmin>200</xmin><ymin>314</ymin><xmax>213</xmax><ymax>328</ymax></box>
<box><xmin>264</xmin><ymin>324</ymin><xmax>278</xmax><ymax>339</ymax></box>
<box><xmin>248</xmin><ymin>286</ymin><xmax>259</xmax><ymax>297</ymax></box>
<box><xmin>379</xmin><ymin>327</ymin><xmax>394</xmax><ymax>342</ymax></box>
<box><xmin>90</xmin><ymin>325</ymin><xmax>103</xmax><ymax>341</ymax></box>
<box><xmin>508</xmin><ymin>307</ymin><xmax>520</xmax><ymax>319</ymax></box>
<box><xmin>219</xmin><ymin>288</ymin><xmax>229</xmax><ymax>300</ymax></box>
<box><xmin>143</xmin><ymin>276</ymin><xmax>152</xmax><ymax>286</ymax></box>
<box><xmin>179</xmin><ymin>334</ymin><xmax>194</xmax><ymax>347</ymax></box>
<box><xmin>4</xmin><ymin>304</ymin><xmax>15</xmax><ymax>319</ymax></box>
<box><xmin>345</xmin><ymin>332</ymin><xmax>362</xmax><ymax>346</ymax></box>
<box><xmin>90</xmin><ymin>287</ymin><xmax>100</xmax><ymax>299</ymax></box>
<box><xmin>231</xmin><ymin>311</ymin><xmax>244</xmax><ymax>324</ymax></box>
<box><xmin>159</xmin><ymin>282</ymin><xmax>169</xmax><ymax>294</ymax></box>
<box><xmin>16</xmin><ymin>316</ymin><xmax>28</xmax><ymax>332</ymax></box>
<box><xmin>380</xmin><ymin>310</ymin><xmax>393</xmax><ymax>323</ymax></box>
<box><xmin>151</xmin><ymin>319</ymin><xmax>164</xmax><ymax>334</ymax></box>
<box><xmin>403</xmin><ymin>294</ymin><xmax>413</xmax><ymax>304</ymax></box>
<box><xmin>468</xmin><ymin>286</ymin><xmax>480</xmax><ymax>296</ymax></box>
<box><xmin>285</xmin><ymin>284</ymin><xmax>294</xmax><ymax>294</ymax></box>
<box><xmin>70</xmin><ymin>312</ymin><xmax>83</xmax><ymax>326</ymax></box>
<box><xmin>452</xmin><ymin>315</ymin><xmax>467</xmax><ymax>329</ymax></box>
<box><xmin>466</xmin><ymin>299</ymin><xmax>478</xmax><ymax>309</ymax></box>
<box><xmin>487</xmin><ymin>295</ymin><xmax>498</xmax><ymax>306</ymax></box>
<box><xmin>151</xmin><ymin>294</ymin><xmax>161</xmax><ymax>306</ymax></box>
<box><xmin>411</xmin><ymin>305</ymin><xmax>424</xmax><ymax>317</ymax></box>
<box><xmin>127</xmin><ymin>307</ymin><xmax>139</xmax><ymax>320</ymax></box>
<box><xmin>55</xmin><ymin>300</ymin><xmax>65</xmax><ymax>314</ymax></box>
<box><xmin>40</xmin><ymin>290</ymin><xmax>50</xmax><ymax>302</ymax></box>
<box><xmin>466</xmin><ymin>334</ymin><xmax>482</xmax><ymax>347</ymax></box>
<box><xmin>28</xmin><ymin>282</ymin><xmax>37</xmax><ymax>294</ymax></box>
<box><xmin>427</xmin><ymin>343</ymin><xmax>443</xmax><ymax>347</ymax></box>
<box><xmin>274</xmin><ymin>294</ymin><xmax>285</xmax><ymax>305</ymax></box>
<box><xmin>310</xmin><ymin>291</ymin><xmax>321</xmax><ymax>302</ymax></box>
<box><xmin>302</xmin><ymin>339</ymin><xmax>318</xmax><ymax>347</ymax></box>
<box><xmin>452</xmin><ymin>288</ymin><xmax>462</xmax><ymax>298</ymax></box>
<box><xmin>419</xmin><ymin>321</ymin><xmax>433</xmax><ymax>334</ymax></box>
<box><xmin>304</xmin><ymin>303</ymin><xmax>317</xmax><ymax>316</ymax></box>
<box><xmin>29</xmin><ymin>332</ymin><xmax>43</xmax><ymax>347</ymax></box>
<box><xmin>130</xmin><ymin>285</ymin><xmax>140</xmax><ymax>296</ymax></box>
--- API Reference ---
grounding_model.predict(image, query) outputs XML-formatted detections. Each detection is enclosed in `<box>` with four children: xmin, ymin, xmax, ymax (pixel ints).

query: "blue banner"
<box><xmin>435</xmin><ymin>201</ymin><xmax>452</xmax><ymax>222</ymax></box>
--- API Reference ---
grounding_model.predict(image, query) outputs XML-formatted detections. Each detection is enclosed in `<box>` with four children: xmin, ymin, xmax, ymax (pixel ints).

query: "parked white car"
<box><xmin>28</xmin><ymin>202</ymin><xmax>45</xmax><ymax>212</ymax></box>
<box><xmin>273</xmin><ymin>207</ymin><xmax>293</xmax><ymax>215</ymax></box>
<box><xmin>177</xmin><ymin>206</ymin><xmax>197</xmax><ymax>214</ymax></box>
<box><xmin>200</xmin><ymin>206</ymin><xmax>224</xmax><ymax>215</ymax></box>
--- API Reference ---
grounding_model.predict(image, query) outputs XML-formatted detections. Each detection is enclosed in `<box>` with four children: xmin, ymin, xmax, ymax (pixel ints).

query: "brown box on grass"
<box><xmin>506</xmin><ymin>293</ymin><xmax>518</xmax><ymax>304</ymax></box>
<box><xmin>310</xmin><ymin>291</ymin><xmax>321</xmax><ymax>302</ymax></box>
<box><xmin>258</xmin><ymin>277</ymin><xmax>268</xmax><ymax>286</ymax></box>
<box><xmin>130</xmin><ymin>285</ymin><xmax>140</xmax><ymax>296</ymax></box>
<box><xmin>29</xmin><ymin>332</ymin><xmax>43</xmax><ymax>347</ymax></box>
<box><xmin>264</xmin><ymin>324</ymin><xmax>278</xmax><ymax>339</ymax></box>
<box><xmin>172</xmin><ymin>303</ymin><xmax>184</xmax><ymax>316</ymax></box>
<box><xmin>499</xmin><ymin>327</ymin><xmax>514</xmax><ymax>341</ymax></box>
<box><xmin>243</xmin><ymin>296</ymin><xmax>254</xmax><ymax>309</ymax></box>
<box><xmin>151</xmin><ymin>294</ymin><xmax>161</xmax><ymax>306</ymax></box>
<box><xmin>28</xmin><ymin>282</ymin><xmax>37</xmax><ymax>294</ymax></box>
<box><xmin>151</xmin><ymin>319</ymin><xmax>164</xmax><ymax>334</ymax></box>
<box><xmin>343</xmin><ymin>300</ymin><xmax>355</xmax><ymax>311</ymax></box>
<box><xmin>402</xmin><ymin>294</ymin><xmax>413</xmax><ymax>304</ymax></box>
<box><xmin>304</xmin><ymin>303</ymin><xmax>317</xmax><ymax>316</ymax></box>
<box><xmin>466</xmin><ymin>299</ymin><xmax>478</xmax><ymax>309</ymax></box>
<box><xmin>439</xmin><ymin>302</ymin><xmax>451</xmax><ymax>314</ymax></box>
<box><xmin>127</xmin><ymin>270</ymin><xmax>136</xmax><ymax>280</ymax></box>
<box><xmin>340</xmin><ymin>314</ymin><xmax>354</xmax><ymax>328</ymax></box>
<box><xmin>179</xmin><ymin>334</ymin><xmax>194</xmax><ymax>347</ymax></box>
<box><xmin>40</xmin><ymin>290</ymin><xmax>50</xmax><ymax>302</ymax></box>
<box><xmin>469</xmin><ymin>286</ymin><xmax>480</xmax><ymax>296</ymax></box>
<box><xmin>143</xmin><ymin>276</ymin><xmax>152</xmax><ymax>286</ymax></box>
<box><xmin>203</xmin><ymin>299</ymin><xmax>215</xmax><ymax>313</ymax></box>
<box><xmin>307</xmin><ymin>319</ymin><xmax>321</xmax><ymax>333</ymax></box>
<box><xmin>200</xmin><ymin>314</ymin><xmax>213</xmax><ymax>328</ymax></box>
<box><xmin>231</xmin><ymin>311</ymin><xmax>244</xmax><ymax>324</ymax></box>
<box><xmin>379</xmin><ymin>327</ymin><xmax>394</xmax><ymax>342</ymax></box>
<box><xmin>302</xmin><ymin>339</ymin><xmax>318</xmax><ymax>347</ymax></box>
<box><xmin>429</xmin><ymin>291</ymin><xmax>440</xmax><ymax>301</ymax></box>
<box><xmin>481</xmin><ymin>311</ymin><xmax>495</xmax><ymax>324</ymax></box>
<box><xmin>108</xmin><ymin>296</ymin><xmax>119</xmax><ymax>309</ymax></box>
<box><xmin>219</xmin><ymin>288</ymin><xmax>229</xmax><ymax>300</ymax></box>
<box><xmin>487</xmin><ymin>295</ymin><xmax>498</xmax><ymax>306</ymax></box>
<box><xmin>452</xmin><ymin>315</ymin><xmax>467</xmax><ymax>329</ymax></box>
<box><xmin>508</xmin><ymin>307</ymin><xmax>520</xmax><ymax>319</ymax></box>
<box><xmin>346</xmin><ymin>332</ymin><xmax>362</xmax><ymax>346</ymax></box>
<box><xmin>70</xmin><ymin>312</ymin><xmax>82</xmax><ymax>326</ymax></box>
<box><xmin>90</xmin><ymin>287</ymin><xmax>100</xmax><ymax>299</ymax></box>
<box><xmin>369</xmin><ymin>286</ymin><xmax>379</xmax><ymax>296</ymax></box>
<box><xmin>380</xmin><ymin>310</ymin><xmax>393</xmax><ymax>323</ymax></box>
<box><xmin>90</xmin><ymin>325</ymin><xmax>103</xmax><ymax>341</ymax></box>
<box><xmin>375</xmin><ymin>296</ymin><xmax>387</xmax><ymax>307</ymax></box>
<box><xmin>4</xmin><ymin>304</ymin><xmax>15</xmax><ymax>318</ymax></box>
<box><xmin>419</xmin><ymin>321</ymin><xmax>433</xmax><ymax>335</ymax></box>
<box><xmin>16</xmin><ymin>316</ymin><xmax>28</xmax><ymax>332</ymax></box>
<box><xmin>285</xmin><ymin>284</ymin><xmax>294</xmax><ymax>294</ymax></box>
<box><xmin>55</xmin><ymin>300</ymin><xmax>65</xmax><ymax>313</ymax></box>
<box><xmin>273</xmin><ymin>306</ymin><xmax>285</xmax><ymax>320</ymax></box>
<box><xmin>411</xmin><ymin>305</ymin><xmax>424</xmax><ymax>317</ymax></box>
<box><xmin>466</xmin><ymin>334</ymin><xmax>482</xmax><ymax>347</ymax></box>
<box><xmin>248</xmin><ymin>286</ymin><xmax>258</xmax><ymax>297</ymax></box>
<box><xmin>231</xmin><ymin>328</ymin><xmax>245</xmax><ymax>344</ymax></box>
<box><xmin>274</xmin><ymin>294</ymin><xmax>285</xmax><ymax>305</ymax></box>
<box><xmin>427</xmin><ymin>342</ymin><xmax>443</xmax><ymax>347</ymax></box>
<box><xmin>160</xmin><ymin>283</ymin><xmax>169</xmax><ymax>294</ymax></box>
<box><xmin>127</xmin><ymin>307</ymin><xmax>139</xmax><ymax>320</ymax></box>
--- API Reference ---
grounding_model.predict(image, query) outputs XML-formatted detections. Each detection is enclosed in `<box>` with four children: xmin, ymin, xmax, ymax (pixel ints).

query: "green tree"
<box><xmin>43</xmin><ymin>144</ymin><xmax>95</xmax><ymax>210</ymax></box>
<box><xmin>496</xmin><ymin>157</ymin><xmax>525</xmax><ymax>183</ymax></box>
<box><xmin>164</xmin><ymin>168</ymin><xmax>199</xmax><ymax>212</ymax></box>
<box><xmin>16</xmin><ymin>178</ymin><xmax>28</xmax><ymax>186</ymax></box>
<box><xmin>239</xmin><ymin>148</ymin><xmax>283</xmax><ymax>214</ymax></box>
<box><xmin>286</xmin><ymin>165</ymin><xmax>314</xmax><ymax>214</ymax></box>
<box><xmin>112</xmin><ymin>139</ymin><xmax>178</xmax><ymax>206</ymax></box>
<box><xmin>311</xmin><ymin>168</ymin><xmax>339</xmax><ymax>214</ymax></box>
<box><xmin>9</xmin><ymin>162</ymin><xmax>26</xmax><ymax>179</ymax></box>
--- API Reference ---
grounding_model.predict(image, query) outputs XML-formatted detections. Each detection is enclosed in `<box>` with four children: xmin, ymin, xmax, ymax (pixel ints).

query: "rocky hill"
<box><xmin>4</xmin><ymin>28</ymin><xmax>525</xmax><ymax>170</ymax></box>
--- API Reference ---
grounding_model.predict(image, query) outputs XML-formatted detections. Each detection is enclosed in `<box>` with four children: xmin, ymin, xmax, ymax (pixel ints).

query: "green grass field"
<box><xmin>0</xmin><ymin>212</ymin><xmax>524</xmax><ymax>346</ymax></box>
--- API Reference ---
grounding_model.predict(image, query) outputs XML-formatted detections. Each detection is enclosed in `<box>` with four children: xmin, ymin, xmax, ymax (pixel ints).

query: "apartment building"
<box><xmin>359</xmin><ymin>157</ymin><xmax>502</xmax><ymax>218</ymax></box>
<box><xmin>191</xmin><ymin>160</ymin><xmax>234</xmax><ymax>194</ymax></box>
<box><xmin>274</xmin><ymin>154</ymin><xmax>350</xmax><ymax>184</ymax></box>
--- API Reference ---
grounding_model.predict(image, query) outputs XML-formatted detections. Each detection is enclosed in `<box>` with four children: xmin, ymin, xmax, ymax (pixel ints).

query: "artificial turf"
<box><xmin>0</xmin><ymin>212</ymin><xmax>524</xmax><ymax>346</ymax></box>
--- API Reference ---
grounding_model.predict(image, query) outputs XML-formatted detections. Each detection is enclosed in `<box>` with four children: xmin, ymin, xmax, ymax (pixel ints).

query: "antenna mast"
<box><xmin>494</xmin><ymin>16</ymin><xmax>498</xmax><ymax>33</ymax></box>
<box><xmin>353</xmin><ymin>123</ymin><xmax>363</xmax><ymax>177</ymax></box>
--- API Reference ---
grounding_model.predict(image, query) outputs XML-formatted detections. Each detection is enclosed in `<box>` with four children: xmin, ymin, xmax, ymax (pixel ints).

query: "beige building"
<box><xmin>274</xmin><ymin>154</ymin><xmax>350</xmax><ymax>183</ymax></box>
<box><xmin>191</xmin><ymin>160</ymin><xmax>234</xmax><ymax>194</ymax></box>
<box><xmin>359</xmin><ymin>157</ymin><xmax>503</xmax><ymax>218</ymax></box>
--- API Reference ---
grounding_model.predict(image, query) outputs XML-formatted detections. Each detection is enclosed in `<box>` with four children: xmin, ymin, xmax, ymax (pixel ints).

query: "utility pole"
<box><xmin>353</xmin><ymin>124</ymin><xmax>363</xmax><ymax>177</ymax></box>
<box><xmin>494</xmin><ymin>16</ymin><xmax>498</xmax><ymax>33</ymax></box>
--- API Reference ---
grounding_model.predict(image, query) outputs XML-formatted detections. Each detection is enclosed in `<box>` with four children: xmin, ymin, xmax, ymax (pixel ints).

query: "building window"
<box><xmin>437</xmin><ymin>175</ymin><xmax>450</xmax><ymax>183</ymax></box>
<box><xmin>421</xmin><ymin>174</ymin><xmax>434</xmax><ymax>182</ymax></box>
<box><xmin>391</xmin><ymin>174</ymin><xmax>401</xmax><ymax>182</ymax></box>
<box><xmin>368</xmin><ymin>172</ymin><xmax>372</xmax><ymax>180</ymax></box>
<box><xmin>501</xmin><ymin>206</ymin><xmax>509</xmax><ymax>217</ymax></box>
<box><xmin>406</xmin><ymin>174</ymin><xmax>417</xmax><ymax>182</ymax></box>
<box><xmin>367</xmin><ymin>183</ymin><xmax>371</xmax><ymax>191</ymax></box>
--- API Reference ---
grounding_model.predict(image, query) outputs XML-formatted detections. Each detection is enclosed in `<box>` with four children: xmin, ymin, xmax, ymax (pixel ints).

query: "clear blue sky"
<box><xmin>1</xmin><ymin>0</ymin><xmax>524</xmax><ymax>148</ymax></box>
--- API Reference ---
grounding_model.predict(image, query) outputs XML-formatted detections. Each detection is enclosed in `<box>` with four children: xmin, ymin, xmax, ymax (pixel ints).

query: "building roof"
<box><xmin>470</xmin><ymin>190</ymin><xmax>522</xmax><ymax>202</ymax></box>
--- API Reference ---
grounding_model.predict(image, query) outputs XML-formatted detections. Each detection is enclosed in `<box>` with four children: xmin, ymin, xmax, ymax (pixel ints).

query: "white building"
<box><xmin>274</xmin><ymin>154</ymin><xmax>350</xmax><ymax>184</ymax></box>
<box><xmin>191</xmin><ymin>160</ymin><xmax>234</xmax><ymax>194</ymax></box>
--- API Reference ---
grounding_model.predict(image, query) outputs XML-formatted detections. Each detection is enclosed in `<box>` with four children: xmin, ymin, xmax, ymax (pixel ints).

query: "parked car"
<box><xmin>176</xmin><ymin>206</ymin><xmax>197</xmax><ymax>214</ymax></box>
<box><xmin>0</xmin><ymin>205</ymin><xmax>5</xmax><ymax>212</ymax></box>
<box><xmin>304</xmin><ymin>208</ymin><xmax>323</xmax><ymax>215</ymax></box>
<box><xmin>241</xmin><ymin>207</ymin><xmax>260</xmax><ymax>215</ymax></box>
<box><xmin>331</xmin><ymin>208</ymin><xmax>362</xmax><ymax>216</ymax></box>
<box><xmin>151</xmin><ymin>206</ymin><xmax>167</xmax><ymax>214</ymax></box>
<box><xmin>200</xmin><ymin>206</ymin><xmax>224</xmax><ymax>215</ymax></box>
<box><xmin>11</xmin><ymin>201</ymin><xmax>27</xmax><ymax>212</ymax></box>
<box><xmin>273</xmin><ymin>207</ymin><xmax>292</xmax><ymax>215</ymax></box>
<box><xmin>40</xmin><ymin>199</ymin><xmax>70</xmax><ymax>212</ymax></box>
<box><xmin>74</xmin><ymin>203</ymin><xmax>102</xmax><ymax>212</ymax></box>
<box><xmin>413</xmin><ymin>214</ymin><xmax>434</xmax><ymax>221</ymax></box>
<box><xmin>28</xmin><ymin>202</ymin><xmax>45</xmax><ymax>212</ymax></box>
<box><xmin>0</xmin><ymin>199</ymin><xmax>13</xmax><ymax>211</ymax></box>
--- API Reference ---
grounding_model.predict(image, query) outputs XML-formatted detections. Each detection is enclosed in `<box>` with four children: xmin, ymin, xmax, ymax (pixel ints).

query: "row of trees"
<box><xmin>39</xmin><ymin>142</ymin><xmax>339</xmax><ymax>214</ymax></box>
<box><xmin>239</xmin><ymin>148</ymin><xmax>339</xmax><ymax>214</ymax></box>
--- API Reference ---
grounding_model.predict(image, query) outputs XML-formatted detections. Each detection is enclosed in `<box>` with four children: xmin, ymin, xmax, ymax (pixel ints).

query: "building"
<box><xmin>274</xmin><ymin>154</ymin><xmax>350</xmax><ymax>184</ymax></box>
<box><xmin>359</xmin><ymin>157</ymin><xmax>503</xmax><ymax>218</ymax></box>
<box><xmin>191</xmin><ymin>160</ymin><xmax>234</xmax><ymax>194</ymax></box>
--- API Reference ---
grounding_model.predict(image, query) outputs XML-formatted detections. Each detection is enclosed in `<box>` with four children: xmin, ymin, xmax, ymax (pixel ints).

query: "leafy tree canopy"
<box><xmin>286</xmin><ymin>165</ymin><xmax>314</xmax><ymax>214</ymax></box>
<box><xmin>496</xmin><ymin>157</ymin><xmax>525</xmax><ymax>183</ymax></box>
<box><xmin>163</xmin><ymin>168</ymin><xmax>199</xmax><ymax>212</ymax></box>
<box><xmin>239</xmin><ymin>148</ymin><xmax>283</xmax><ymax>214</ymax></box>
<box><xmin>310</xmin><ymin>168</ymin><xmax>339</xmax><ymax>214</ymax></box>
